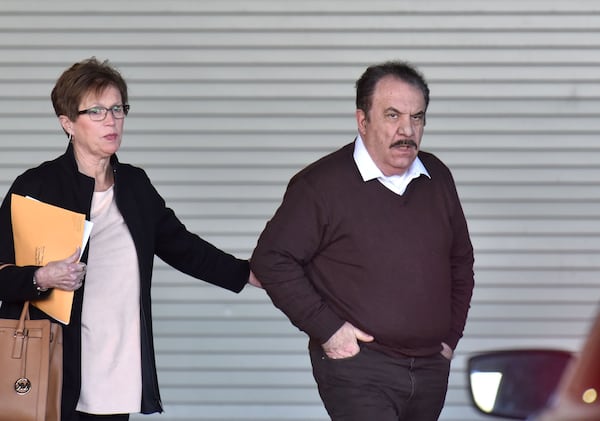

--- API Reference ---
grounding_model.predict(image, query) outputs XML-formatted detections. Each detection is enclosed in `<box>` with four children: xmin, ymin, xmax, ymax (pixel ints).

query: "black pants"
<box><xmin>309</xmin><ymin>344</ymin><xmax>450</xmax><ymax>421</ymax></box>
<box><xmin>75</xmin><ymin>412</ymin><xmax>129</xmax><ymax>421</ymax></box>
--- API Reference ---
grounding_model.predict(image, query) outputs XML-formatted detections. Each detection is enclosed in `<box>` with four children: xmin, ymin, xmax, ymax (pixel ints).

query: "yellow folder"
<box><xmin>10</xmin><ymin>193</ymin><xmax>86</xmax><ymax>324</ymax></box>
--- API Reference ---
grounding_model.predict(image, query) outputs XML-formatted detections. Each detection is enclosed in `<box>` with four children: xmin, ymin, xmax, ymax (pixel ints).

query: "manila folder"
<box><xmin>10</xmin><ymin>193</ymin><xmax>85</xmax><ymax>324</ymax></box>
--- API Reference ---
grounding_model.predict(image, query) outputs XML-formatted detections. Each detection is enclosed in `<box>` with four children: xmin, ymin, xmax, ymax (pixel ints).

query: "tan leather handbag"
<box><xmin>0</xmin><ymin>264</ymin><xmax>62</xmax><ymax>421</ymax></box>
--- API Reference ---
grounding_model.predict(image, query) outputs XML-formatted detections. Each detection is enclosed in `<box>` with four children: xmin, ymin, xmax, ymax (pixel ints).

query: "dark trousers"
<box><xmin>309</xmin><ymin>344</ymin><xmax>450</xmax><ymax>421</ymax></box>
<box><xmin>75</xmin><ymin>413</ymin><xmax>129</xmax><ymax>421</ymax></box>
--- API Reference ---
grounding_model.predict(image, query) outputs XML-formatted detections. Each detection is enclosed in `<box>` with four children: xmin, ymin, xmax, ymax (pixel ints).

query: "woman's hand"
<box><xmin>248</xmin><ymin>270</ymin><xmax>263</xmax><ymax>288</ymax></box>
<box><xmin>34</xmin><ymin>248</ymin><xmax>86</xmax><ymax>291</ymax></box>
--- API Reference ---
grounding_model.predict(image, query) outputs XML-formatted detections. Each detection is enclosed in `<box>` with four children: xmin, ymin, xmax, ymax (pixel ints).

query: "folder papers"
<box><xmin>10</xmin><ymin>193</ymin><xmax>92</xmax><ymax>324</ymax></box>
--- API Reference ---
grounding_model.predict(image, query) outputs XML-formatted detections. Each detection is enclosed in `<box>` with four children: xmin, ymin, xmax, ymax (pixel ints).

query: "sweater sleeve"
<box><xmin>251</xmin><ymin>177</ymin><xmax>345</xmax><ymax>344</ymax></box>
<box><xmin>443</xmin><ymin>171</ymin><xmax>475</xmax><ymax>350</ymax></box>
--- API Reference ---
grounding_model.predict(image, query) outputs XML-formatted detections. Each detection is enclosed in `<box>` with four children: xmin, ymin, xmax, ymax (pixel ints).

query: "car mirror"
<box><xmin>467</xmin><ymin>349</ymin><xmax>572</xmax><ymax>419</ymax></box>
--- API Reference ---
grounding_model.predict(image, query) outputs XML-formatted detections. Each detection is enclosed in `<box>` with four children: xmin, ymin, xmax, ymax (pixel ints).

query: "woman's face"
<box><xmin>64</xmin><ymin>85</ymin><xmax>125</xmax><ymax>162</ymax></box>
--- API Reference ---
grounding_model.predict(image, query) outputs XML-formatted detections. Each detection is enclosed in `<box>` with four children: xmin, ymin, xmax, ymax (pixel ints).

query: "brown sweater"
<box><xmin>251</xmin><ymin>142</ymin><xmax>474</xmax><ymax>357</ymax></box>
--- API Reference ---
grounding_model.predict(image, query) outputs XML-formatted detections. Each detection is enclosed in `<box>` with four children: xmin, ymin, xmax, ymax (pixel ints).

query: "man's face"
<box><xmin>356</xmin><ymin>76</ymin><xmax>426</xmax><ymax>177</ymax></box>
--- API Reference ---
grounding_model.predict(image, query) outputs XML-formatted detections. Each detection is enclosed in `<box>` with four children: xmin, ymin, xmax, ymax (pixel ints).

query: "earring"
<box><xmin>68</xmin><ymin>132</ymin><xmax>73</xmax><ymax>142</ymax></box>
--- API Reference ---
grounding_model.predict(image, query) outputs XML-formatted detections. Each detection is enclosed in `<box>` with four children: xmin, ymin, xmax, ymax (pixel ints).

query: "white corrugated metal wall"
<box><xmin>1</xmin><ymin>1</ymin><xmax>599</xmax><ymax>420</ymax></box>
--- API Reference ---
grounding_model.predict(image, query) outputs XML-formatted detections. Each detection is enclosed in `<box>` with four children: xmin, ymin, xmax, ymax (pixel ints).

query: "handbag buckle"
<box><xmin>14</xmin><ymin>377</ymin><xmax>31</xmax><ymax>394</ymax></box>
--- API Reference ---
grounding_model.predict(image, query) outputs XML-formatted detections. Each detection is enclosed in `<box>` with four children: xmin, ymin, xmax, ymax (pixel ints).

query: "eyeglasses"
<box><xmin>77</xmin><ymin>104</ymin><xmax>130</xmax><ymax>121</ymax></box>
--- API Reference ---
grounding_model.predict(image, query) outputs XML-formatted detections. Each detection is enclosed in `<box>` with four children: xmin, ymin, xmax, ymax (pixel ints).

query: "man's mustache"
<box><xmin>390</xmin><ymin>140</ymin><xmax>418</xmax><ymax>149</ymax></box>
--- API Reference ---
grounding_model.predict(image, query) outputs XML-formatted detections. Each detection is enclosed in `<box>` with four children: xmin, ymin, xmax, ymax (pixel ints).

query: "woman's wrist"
<box><xmin>33</xmin><ymin>270</ymin><xmax>48</xmax><ymax>292</ymax></box>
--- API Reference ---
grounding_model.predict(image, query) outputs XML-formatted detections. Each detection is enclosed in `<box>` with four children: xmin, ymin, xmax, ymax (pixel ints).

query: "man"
<box><xmin>251</xmin><ymin>61</ymin><xmax>474</xmax><ymax>421</ymax></box>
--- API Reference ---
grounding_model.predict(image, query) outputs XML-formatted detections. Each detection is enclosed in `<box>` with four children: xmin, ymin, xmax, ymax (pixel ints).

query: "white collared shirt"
<box><xmin>353</xmin><ymin>134</ymin><xmax>430</xmax><ymax>195</ymax></box>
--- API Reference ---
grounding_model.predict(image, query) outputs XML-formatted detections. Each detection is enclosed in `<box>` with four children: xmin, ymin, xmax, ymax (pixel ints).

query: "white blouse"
<box><xmin>76</xmin><ymin>185</ymin><xmax>142</xmax><ymax>414</ymax></box>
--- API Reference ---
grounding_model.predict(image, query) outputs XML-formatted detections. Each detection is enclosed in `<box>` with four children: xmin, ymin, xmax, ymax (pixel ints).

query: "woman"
<box><xmin>0</xmin><ymin>57</ymin><xmax>260</xmax><ymax>421</ymax></box>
